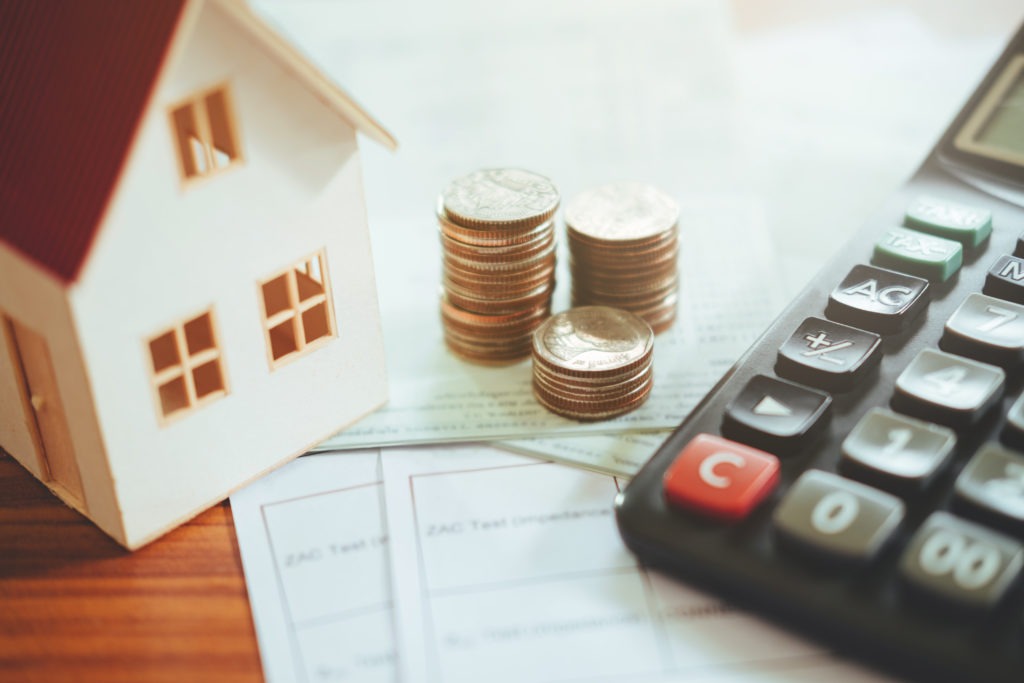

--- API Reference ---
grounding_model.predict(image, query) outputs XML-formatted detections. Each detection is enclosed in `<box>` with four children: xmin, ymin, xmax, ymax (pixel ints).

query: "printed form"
<box><xmin>231</xmin><ymin>451</ymin><xmax>398</xmax><ymax>683</ymax></box>
<box><xmin>233</xmin><ymin>447</ymin><xmax>894</xmax><ymax>683</ymax></box>
<box><xmin>383</xmin><ymin>445</ymin><xmax>893</xmax><ymax>683</ymax></box>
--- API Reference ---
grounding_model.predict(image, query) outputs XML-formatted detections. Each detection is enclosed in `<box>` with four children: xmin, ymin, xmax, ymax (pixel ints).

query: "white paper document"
<box><xmin>381</xmin><ymin>444</ymin><xmax>891</xmax><ymax>683</ymax></box>
<box><xmin>501</xmin><ymin>430</ymin><xmax>667</xmax><ymax>478</ymax></box>
<box><xmin>232</xmin><ymin>447</ymin><xmax>893</xmax><ymax>683</ymax></box>
<box><xmin>231</xmin><ymin>451</ymin><xmax>398</xmax><ymax>683</ymax></box>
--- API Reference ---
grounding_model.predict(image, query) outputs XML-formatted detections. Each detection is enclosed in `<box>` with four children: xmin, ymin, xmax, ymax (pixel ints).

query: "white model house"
<box><xmin>0</xmin><ymin>0</ymin><xmax>394</xmax><ymax>549</ymax></box>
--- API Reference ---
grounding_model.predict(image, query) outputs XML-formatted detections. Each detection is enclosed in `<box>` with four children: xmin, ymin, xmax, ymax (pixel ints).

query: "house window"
<box><xmin>170</xmin><ymin>84</ymin><xmax>241</xmax><ymax>180</ymax></box>
<box><xmin>147</xmin><ymin>310</ymin><xmax>227</xmax><ymax>421</ymax></box>
<box><xmin>260</xmin><ymin>251</ymin><xmax>336</xmax><ymax>366</ymax></box>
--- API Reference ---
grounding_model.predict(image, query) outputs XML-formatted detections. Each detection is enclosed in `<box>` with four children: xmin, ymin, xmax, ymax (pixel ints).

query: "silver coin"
<box><xmin>532</xmin><ymin>306</ymin><xmax>653</xmax><ymax>376</ymax></box>
<box><xmin>565</xmin><ymin>182</ymin><xmax>679</xmax><ymax>243</ymax></box>
<box><xmin>442</xmin><ymin>168</ymin><xmax>560</xmax><ymax>227</ymax></box>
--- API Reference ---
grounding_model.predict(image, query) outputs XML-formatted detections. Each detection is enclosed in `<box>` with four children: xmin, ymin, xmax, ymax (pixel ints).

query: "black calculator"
<box><xmin>616</xmin><ymin>23</ymin><xmax>1024</xmax><ymax>683</ymax></box>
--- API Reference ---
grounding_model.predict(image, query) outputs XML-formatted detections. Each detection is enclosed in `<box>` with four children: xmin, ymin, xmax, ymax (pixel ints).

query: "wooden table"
<box><xmin>0</xmin><ymin>453</ymin><xmax>264</xmax><ymax>683</ymax></box>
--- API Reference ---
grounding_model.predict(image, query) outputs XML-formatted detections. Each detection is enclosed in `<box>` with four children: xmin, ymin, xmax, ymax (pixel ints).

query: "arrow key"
<box><xmin>723</xmin><ymin>374</ymin><xmax>833</xmax><ymax>455</ymax></box>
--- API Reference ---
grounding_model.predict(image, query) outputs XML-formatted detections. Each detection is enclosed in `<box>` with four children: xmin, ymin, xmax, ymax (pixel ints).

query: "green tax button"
<box><xmin>905</xmin><ymin>196</ymin><xmax>992</xmax><ymax>247</ymax></box>
<box><xmin>873</xmin><ymin>226</ymin><xmax>963</xmax><ymax>282</ymax></box>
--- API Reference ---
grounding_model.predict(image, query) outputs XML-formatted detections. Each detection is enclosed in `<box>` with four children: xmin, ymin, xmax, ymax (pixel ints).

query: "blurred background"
<box><xmin>249</xmin><ymin>0</ymin><xmax>1022</xmax><ymax>342</ymax></box>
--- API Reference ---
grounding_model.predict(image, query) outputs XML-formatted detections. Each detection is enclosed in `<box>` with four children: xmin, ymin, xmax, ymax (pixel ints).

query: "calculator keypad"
<box><xmin>984</xmin><ymin>255</ymin><xmax>1024</xmax><ymax>304</ymax></box>
<box><xmin>892</xmin><ymin>348</ymin><xmax>1004</xmax><ymax>429</ymax></box>
<box><xmin>773</xmin><ymin>470</ymin><xmax>905</xmax><ymax>564</ymax></box>
<box><xmin>840</xmin><ymin>407</ymin><xmax>956</xmax><ymax>493</ymax></box>
<box><xmin>941</xmin><ymin>293</ymin><xmax>1024</xmax><ymax>367</ymax></box>
<box><xmin>899</xmin><ymin>512</ymin><xmax>1024</xmax><ymax>611</ymax></box>
<box><xmin>955</xmin><ymin>443</ymin><xmax>1024</xmax><ymax>530</ymax></box>
<box><xmin>872</xmin><ymin>226</ymin><xmax>963</xmax><ymax>282</ymax></box>
<box><xmin>776</xmin><ymin>317</ymin><xmax>881</xmax><ymax>391</ymax></box>
<box><xmin>904</xmin><ymin>195</ymin><xmax>993</xmax><ymax>247</ymax></box>
<box><xmin>722</xmin><ymin>374</ymin><xmax>831</xmax><ymax>454</ymax></box>
<box><xmin>825</xmin><ymin>264</ymin><xmax>929</xmax><ymax>333</ymax></box>
<box><xmin>1003</xmin><ymin>394</ymin><xmax>1024</xmax><ymax>449</ymax></box>
<box><xmin>662</xmin><ymin>434</ymin><xmax>780</xmax><ymax>522</ymax></box>
<box><xmin>632</xmin><ymin>189</ymin><xmax>1024</xmax><ymax>681</ymax></box>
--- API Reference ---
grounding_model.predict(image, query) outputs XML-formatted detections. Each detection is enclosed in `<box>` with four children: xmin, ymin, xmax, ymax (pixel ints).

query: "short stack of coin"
<box><xmin>531</xmin><ymin>306</ymin><xmax>654</xmax><ymax>421</ymax></box>
<box><xmin>438</xmin><ymin>168</ymin><xmax>560</xmax><ymax>364</ymax></box>
<box><xmin>566</xmin><ymin>182</ymin><xmax>680</xmax><ymax>334</ymax></box>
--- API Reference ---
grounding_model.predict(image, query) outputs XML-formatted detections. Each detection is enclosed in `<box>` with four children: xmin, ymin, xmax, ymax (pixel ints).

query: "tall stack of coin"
<box><xmin>438</xmin><ymin>168</ymin><xmax>560</xmax><ymax>364</ymax></box>
<box><xmin>532</xmin><ymin>306</ymin><xmax>654</xmax><ymax>421</ymax></box>
<box><xmin>566</xmin><ymin>182</ymin><xmax>680</xmax><ymax>334</ymax></box>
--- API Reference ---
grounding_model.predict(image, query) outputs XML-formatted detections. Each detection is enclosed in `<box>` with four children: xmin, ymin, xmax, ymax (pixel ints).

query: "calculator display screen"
<box><xmin>954</xmin><ymin>54</ymin><xmax>1024</xmax><ymax>168</ymax></box>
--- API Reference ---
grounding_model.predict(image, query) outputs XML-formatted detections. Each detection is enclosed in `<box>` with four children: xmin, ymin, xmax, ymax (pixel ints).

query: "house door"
<box><xmin>5</xmin><ymin>317</ymin><xmax>85</xmax><ymax>505</ymax></box>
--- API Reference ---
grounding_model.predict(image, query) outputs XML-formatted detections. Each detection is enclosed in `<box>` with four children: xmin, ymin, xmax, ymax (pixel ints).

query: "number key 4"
<box><xmin>892</xmin><ymin>348</ymin><xmax>1004</xmax><ymax>429</ymax></box>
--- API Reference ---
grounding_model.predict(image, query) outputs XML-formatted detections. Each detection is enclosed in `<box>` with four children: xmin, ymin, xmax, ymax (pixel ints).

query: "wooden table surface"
<box><xmin>0</xmin><ymin>453</ymin><xmax>264</xmax><ymax>683</ymax></box>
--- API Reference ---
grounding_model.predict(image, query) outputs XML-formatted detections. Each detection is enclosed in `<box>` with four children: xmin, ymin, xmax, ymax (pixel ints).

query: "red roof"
<box><xmin>0</xmin><ymin>0</ymin><xmax>187</xmax><ymax>283</ymax></box>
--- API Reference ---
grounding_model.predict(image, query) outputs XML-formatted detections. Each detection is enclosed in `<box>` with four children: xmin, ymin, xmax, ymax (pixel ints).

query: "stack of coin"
<box><xmin>438</xmin><ymin>168</ymin><xmax>560</xmax><ymax>364</ymax></box>
<box><xmin>532</xmin><ymin>306</ymin><xmax>654</xmax><ymax>421</ymax></box>
<box><xmin>566</xmin><ymin>182</ymin><xmax>680</xmax><ymax>334</ymax></box>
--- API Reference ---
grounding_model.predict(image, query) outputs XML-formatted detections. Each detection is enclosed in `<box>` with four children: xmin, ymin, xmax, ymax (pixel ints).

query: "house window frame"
<box><xmin>146</xmin><ymin>308</ymin><xmax>229</xmax><ymax>425</ymax></box>
<box><xmin>167</xmin><ymin>81</ymin><xmax>244</xmax><ymax>185</ymax></box>
<box><xmin>257</xmin><ymin>249</ymin><xmax>338</xmax><ymax>370</ymax></box>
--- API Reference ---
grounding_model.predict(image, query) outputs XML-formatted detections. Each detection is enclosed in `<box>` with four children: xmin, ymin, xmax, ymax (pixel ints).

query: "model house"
<box><xmin>0</xmin><ymin>0</ymin><xmax>394</xmax><ymax>549</ymax></box>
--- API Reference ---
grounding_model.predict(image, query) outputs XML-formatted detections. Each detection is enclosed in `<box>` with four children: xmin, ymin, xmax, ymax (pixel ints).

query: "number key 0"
<box><xmin>773</xmin><ymin>470</ymin><xmax>904</xmax><ymax>565</ymax></box>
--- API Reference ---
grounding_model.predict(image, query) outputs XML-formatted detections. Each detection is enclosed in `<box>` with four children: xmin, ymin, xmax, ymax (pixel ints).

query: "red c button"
<box><xmin>663</xmin><ymin>433</ymin><xmax>780</xmax><ymax>521</ymax></box>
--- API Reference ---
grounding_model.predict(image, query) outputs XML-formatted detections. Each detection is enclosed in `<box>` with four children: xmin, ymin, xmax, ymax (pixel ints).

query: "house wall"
<box><xmin>70</xmin><ymin>0</ymin><xmax>387</xmax><ymax>548</ymax></box>
<box><xmin>0</xmin><ymin>243</ymin><xmax>122</xmax><ymax>538</ymax></box>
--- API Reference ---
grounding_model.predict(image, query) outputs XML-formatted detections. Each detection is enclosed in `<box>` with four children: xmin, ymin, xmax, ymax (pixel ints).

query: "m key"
<box><xmin>984</xmin><ymin>255</ymin><xmax>1024</xmax><ymax>304</ymax></box>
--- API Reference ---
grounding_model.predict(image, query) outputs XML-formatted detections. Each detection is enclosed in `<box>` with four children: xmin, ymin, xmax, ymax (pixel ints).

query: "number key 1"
<box><xmin>840</xmin><ymin>407</ymin><xmax>956</xmax><ymax>493</ymax></box>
